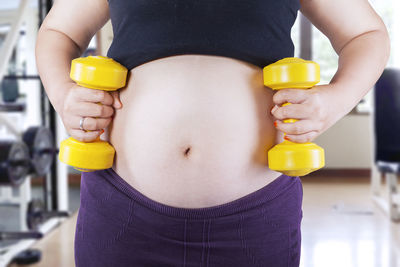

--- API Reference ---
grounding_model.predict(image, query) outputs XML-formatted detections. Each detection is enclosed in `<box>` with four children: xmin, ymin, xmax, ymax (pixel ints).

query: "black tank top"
<box><xmin>107</xmin><ymin>0</ymin><xmax>300</xmax><ymax>70</ymax></box>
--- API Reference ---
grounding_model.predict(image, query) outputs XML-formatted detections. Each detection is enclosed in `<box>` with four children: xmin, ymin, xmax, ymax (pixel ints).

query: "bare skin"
<box><xmin>36</xmin><ymin>0</ymin><xmax>389</xmax><ymax>208</ymax></box>
<box><xmin>110</xmin><ymin>54</ymin><xmax>281</xmax><ymax>207</ymax></box>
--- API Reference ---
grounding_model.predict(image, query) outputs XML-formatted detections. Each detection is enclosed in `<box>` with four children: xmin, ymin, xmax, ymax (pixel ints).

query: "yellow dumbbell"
<box><xmin>59</xmin><ymin>56</ymin><xmax>128</xmax><ymax>172</ymax></box>
<box><xmin>263</xmin><ymin>57</ymin><xmax>325</xmax><ymax>176</ymax></box>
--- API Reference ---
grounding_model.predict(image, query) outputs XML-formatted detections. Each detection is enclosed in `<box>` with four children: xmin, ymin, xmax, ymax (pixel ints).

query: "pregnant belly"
<box><xmin>108</xmin><ymin>55</ymin><xmax>282</xmax><ymax>208</ymax></box>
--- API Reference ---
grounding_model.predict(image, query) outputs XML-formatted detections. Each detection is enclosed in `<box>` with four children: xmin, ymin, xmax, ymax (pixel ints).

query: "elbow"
<box><xmin>337</xmin><ymin>28</ymin><xmax>391</xmax><ymax>67</ymax></box>
<box><xmin>369</xmin><ymin>23</ymin><xmax>391</xmax><ymax>66</ymax></box>
<box><xmin>369</xmin><ymin>28</ymin><xmax>391</xmax><ymax>68</ymax></box>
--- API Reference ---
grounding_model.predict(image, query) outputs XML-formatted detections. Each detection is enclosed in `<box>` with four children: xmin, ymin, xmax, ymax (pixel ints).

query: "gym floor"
<box><xmin>6</xmin><ymin>174</ymin><xmax>400</xmax><ymax>267</ymax></box>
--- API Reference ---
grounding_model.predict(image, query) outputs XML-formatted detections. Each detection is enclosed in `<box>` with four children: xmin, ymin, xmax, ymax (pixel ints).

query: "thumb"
<box><xmin>111</xmin><ymin>91</ymin><xmax>123</xmax><ymax>109</ymax></box>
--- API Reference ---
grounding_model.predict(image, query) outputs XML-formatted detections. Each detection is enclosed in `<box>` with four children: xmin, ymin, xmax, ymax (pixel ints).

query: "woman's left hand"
<box><xmin>270</xmin><ymin>84</ymin><xmax>345</xmax><ymax>143</ymax></box>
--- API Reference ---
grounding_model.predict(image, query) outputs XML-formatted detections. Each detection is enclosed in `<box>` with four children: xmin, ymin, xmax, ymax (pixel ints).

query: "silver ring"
<box><xmin>79</xmin><ymin>117</ymin><xmax>86</xmax><ymax>131</ymax></box>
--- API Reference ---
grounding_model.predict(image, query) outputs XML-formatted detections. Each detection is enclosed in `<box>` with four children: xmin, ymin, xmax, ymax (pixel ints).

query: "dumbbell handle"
<box><xmin>281</xmin><ymin>102</ymin><xmax>297</xmax><ymax>124</ymax></box>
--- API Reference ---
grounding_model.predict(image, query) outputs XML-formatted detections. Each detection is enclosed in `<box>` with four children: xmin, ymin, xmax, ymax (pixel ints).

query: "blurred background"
<box><xmin>0</xmin><ymin>0</ymin><xmax>399</xmax><ymax>266</ymax></box>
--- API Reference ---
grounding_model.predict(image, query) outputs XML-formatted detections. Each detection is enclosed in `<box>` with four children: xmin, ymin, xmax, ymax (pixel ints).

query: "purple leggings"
<box><xmin>75</xmin><ymin>168</ymin><xmax>303</xmax><ymax>267</ymax></box>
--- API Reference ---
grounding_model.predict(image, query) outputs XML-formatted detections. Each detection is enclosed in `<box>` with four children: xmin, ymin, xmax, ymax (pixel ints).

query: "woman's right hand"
<box><xmin>61</xmin><ymin>83</ymin><xmax>116</xmax><ymax>142</ymax></box>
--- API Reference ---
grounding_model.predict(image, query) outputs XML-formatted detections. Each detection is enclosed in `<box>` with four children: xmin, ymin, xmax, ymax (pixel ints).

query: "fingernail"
<box><xmin>100</xmin><ymin>129</ymin><xmax>105</xmax><ymax>134</ymax></box>
<box><xmin>271</xmin><ymin>105</ymin><xmax>277</xmax><ymax>113</ymax></box>
<box><xmin>274</xmin><ymin>121</ymin><xmax>278</xmax><ymax>127</ymax></box>
<box><xmin>284</xmin><ymin>136</ymin><xmax>290</xmax><ymax>141</ymax></box>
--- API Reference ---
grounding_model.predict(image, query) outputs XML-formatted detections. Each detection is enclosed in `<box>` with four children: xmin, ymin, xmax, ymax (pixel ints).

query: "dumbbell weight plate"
<box><xmin>12</xmin><ymin>249</ymin><xmax>42</xmax><ymax>265</ymax></box>
<box><xmin>27</xmin><ymin>199</ymin><xmax>69</xmax><ymax>230</ymax></box>
<box><xmin>23</xmin><ymin>126</ymin><xmax>55</xmax><ymax>176</ymax></box>
<box><xmin>27</xmin><ymin>199</ymin><xmax>44</xmax><ymax>230</ymax></box>
<box><xmin>0</xmin><ymin>141</ymin><xmax>30</xmax><ymax>186</ymax></box>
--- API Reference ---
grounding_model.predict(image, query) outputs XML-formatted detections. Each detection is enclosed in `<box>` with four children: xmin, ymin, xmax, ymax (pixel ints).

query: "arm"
<box><xmin>271</xmin><ymin>0</ymin><xmax>390</xmax><ymax>142</ymax></box>
<box><xmin>36</xmin><ymin>0</ymin><xmax>119</xmax><ymax>141</ymax></box>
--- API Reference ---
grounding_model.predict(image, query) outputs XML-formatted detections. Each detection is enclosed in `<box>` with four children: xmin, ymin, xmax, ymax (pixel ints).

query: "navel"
<box><xmin>183</xmin><ymin>146</ymin><xmax>191</xmax><ymax>157</ymax></box>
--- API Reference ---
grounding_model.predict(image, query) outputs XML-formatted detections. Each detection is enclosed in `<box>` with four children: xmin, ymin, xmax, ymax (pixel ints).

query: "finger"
<box><xmin>274</xmin><ymin>119</ymin><xmax>323</xmax><ymax>135</ymax></box>
<box><xmin>111</xmin><ymin>91</ymin><xmax>123</xmax><ymax>109</ymax></box>
<box><xmin>273</xmin><ymin>89</ymin><xmax>309</xmax><ymax>105</ymax></box>
<box><xmin>74</xmin><ymin>102</ymin><xmax>114</xmax><ymax>118</ymax></box>
<box><xmin>68</xmin><ymin>128</ymin><xmax>103</xmax><ymax>142</ymax></box>
<box><xmin>75</xmin><ymin>87</ymin><xmax>114</xmax><ymax>106</ymax></box>
<box><xmin>284</xmin><ymin>131</ymin><xmax>319</xmax><ymax>143</ymax></box>
<box><xmin>271</xmin><ymin>103</ymin><xmax>313</xmax><ymax>120</ymax></box>
<box><xmin>68</xmin><ymin>116</ymin><xmax>112</xmax><ymax>131</ymax></box>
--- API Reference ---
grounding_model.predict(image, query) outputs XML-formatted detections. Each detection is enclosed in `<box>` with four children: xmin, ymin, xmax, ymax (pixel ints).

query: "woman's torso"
<box><xmin>108</xmin><ymin>55</ymin><xmax>283</xmax><ymax>208</ymax></box>
<box><xmin>105</xmin><ymin>0</ymin><xmax>299</xmax><ymax>208</ymax></box>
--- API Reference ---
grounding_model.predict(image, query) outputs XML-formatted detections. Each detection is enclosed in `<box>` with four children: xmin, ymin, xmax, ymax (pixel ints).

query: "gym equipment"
<box><xmin>11</xmin><ymin>249</ymin><xmax>42</xmax><ymax>265</ymax></box>
<box><xmin>1</xmin><ymin>78</ymin><xmax>19</xmax><ymax>103</ymax></box>
<box><xmin>372</xmin><ymin>68</ymin><xmax>400</xmax><ymax>221</ymax></box>
<box><xmin>22</xmin><ymin>126</ymin><xmax>55</xmax><ymax>177</ymax></box>
<box><xmin>0</xmin><ymin>102</ymin><xmax>26</xmax><ymax>112</ymax></box>
<box><xmin>27</xmin><ymin>199</ymin><xmax>69</xmax><ymax>230</ymax></box>
<box><xmin>0</xmin><ymin>127</ymin><xmax>55</xmax><ymax>185</ymax></box>
<box><xmin>263</xmin><ymin>57</ymin><xmax>325</xmax><ymax>176</ymax></box>
<box><xmin>3</xmin><ymin>75</ymin><xmax>41</xmax><ymax>80</ymax></box>
<box><xmin>0</xmin><ymin>141</ymin><xmax>30</xmax><ymax>186</ymax></box>
<box><xmin>0</xmin><ymin>231</ymin><xmax>43</xmax><ymax>241</ymax></box>
<box><xmin>59</xmin><ymin>56</ymin><xmax>128</xmax><ymax>171</ymax></box>
<box><xmin>1</xmin><ymin>75</ymin><xmax>40</xmax><ymax>103</ymax></box>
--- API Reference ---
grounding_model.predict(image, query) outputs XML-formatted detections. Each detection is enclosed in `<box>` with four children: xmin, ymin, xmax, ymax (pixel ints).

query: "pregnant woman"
<box><xmin>36</xmin><ymin>0</ymin><xmax>389</xmax><ymax>266</ymax></box>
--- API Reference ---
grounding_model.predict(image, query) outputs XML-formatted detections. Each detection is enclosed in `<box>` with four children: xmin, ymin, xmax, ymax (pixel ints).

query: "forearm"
<box><xmin>329</xmin><ymin>29</ymin><xmax>390</xmax><ymax>115</ymax></box>
<box><xmin>35</xmin><ymin>27</ymin><xmax>83</xmax><ymax>116</ymax></box>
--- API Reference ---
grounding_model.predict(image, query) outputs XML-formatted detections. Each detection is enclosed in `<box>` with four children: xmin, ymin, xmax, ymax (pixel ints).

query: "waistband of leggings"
<box><xmin>102</xmin><ymin>168</ymin><xmax>300</xmax><ymax>219</ymax></box>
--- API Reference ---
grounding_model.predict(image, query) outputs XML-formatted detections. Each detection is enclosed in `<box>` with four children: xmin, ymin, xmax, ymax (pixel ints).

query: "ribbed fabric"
<box><xmin>75</xmin><ymin>168</ymin><xmax>303</xmax><ymax>267</ymax></box>
<box><xmin>107</xmin><ymin>0</ymin><xmax>300</xmax><ymax>70</ymax></box>
<box><xmin>103</xmin><ymin>168</ymin><xmax>300</xmax><ymax>219</ymax></box>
